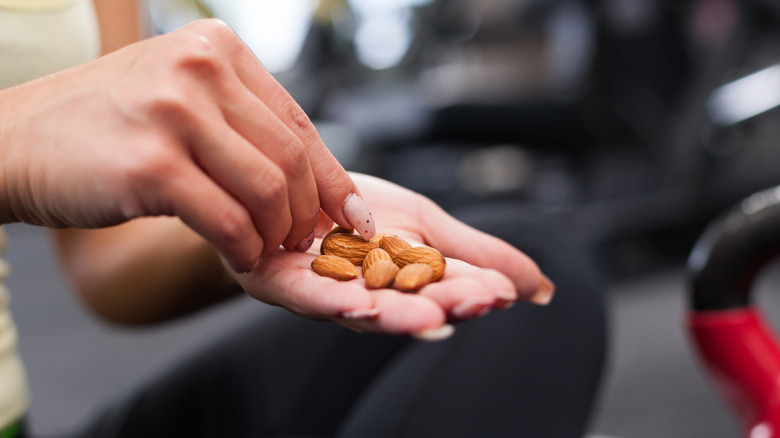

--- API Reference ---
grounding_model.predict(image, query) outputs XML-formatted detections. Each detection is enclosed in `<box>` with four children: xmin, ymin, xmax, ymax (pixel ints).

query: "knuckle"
<box><xmin>188</xmin><ymin>18</ymin><xmax>235</xmax><ymax>41</ymax></box>
<box><xmin>184</xmin><ymin>18</ymin><xmax>249</xmax><ymax>59</ymax></box>
<box><xmin>257</xmin><ymin>168</ymin><xmax>288</xmax><ymax>204</ymax></box>
<box><xmin>172</xmin><ymin>34</ymin><xmax>222</xmax><ymax>77</ymax></box>
<box><xmin>144</xmin><ymin>88</ymin><xmax>192</xmax><ymax>123</ymax></box>
<box><xmin>217</xmin><ymin>206</ymin><xmax>251</xmax><ymax>245</ymax></box>
<box><xmin>277</xmin><ymin>137</ymin><xmax>310</xmax><ymax>179</ymax></box>
<box><xmin>283</xmin><ymin>100</ymin><xmax>319</xmax><ymax>145</ymax></box>
<box><xmin>119</xmin><ymin>144</ymin><xmax>178</xmax><ymax>190</ymax></box>
<box><xmin>311</xmin><ymin>163</ymin><xmax>345</xmax><ymax>193</ymax></box>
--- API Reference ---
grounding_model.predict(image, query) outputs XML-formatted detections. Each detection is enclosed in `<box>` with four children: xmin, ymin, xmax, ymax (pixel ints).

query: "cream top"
<box><xmin>0</xmin><ymin>0</ymin><xmax>100</xmax><ymax>89</ymax></box>
<box><xmin>0</xmin><ymin>0</ymin><xmax>76</xmax><ymax>11</ymax></box>
<box><xmin>0</xmin><ymin>0</ymin><xmax>101</xmax><ymax>429</ymax></box>
<box><xmin>0</xmin><ymin>229</ymin><xmax>28</xmax><ymax>431</ymax></box>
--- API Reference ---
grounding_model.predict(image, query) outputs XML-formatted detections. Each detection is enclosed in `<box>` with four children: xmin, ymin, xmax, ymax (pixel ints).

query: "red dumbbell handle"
<box><xmin>688</xmin><ymin>187</ymin><xmax>780</xmax><ymax>436</ymax></box>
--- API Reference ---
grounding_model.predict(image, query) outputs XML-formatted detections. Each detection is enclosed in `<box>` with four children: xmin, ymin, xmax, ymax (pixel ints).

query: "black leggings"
<box><xmin>73</xmin><ymin>209</ymin><xmax>607</xmax><ymax>438</ymax></box>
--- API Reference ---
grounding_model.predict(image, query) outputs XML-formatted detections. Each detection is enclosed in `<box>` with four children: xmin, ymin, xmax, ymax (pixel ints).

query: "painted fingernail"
<box><xmin>343</xmin><ymin>193</ymin><xmax>376</xmax><ymax>240</ymax></box>
<box><xmin>295</xmin><ymin>230</ymin><xmax>316</xmax><ymax>253</ymax></box>
<box><xmin>452</xmin><ymin>297</ymin><xmax>493</xmax><ymax>319</ymax></box>
<box><xmin>495</xmin><ymin>288</ymin><xmax>518</xmax><ymax>302</ymax></box>
<box><xmin>530</xmin><ymin>273</ymin><xmax>555</xmax><ymax>306</ymax></box>
<box><xmin>315</xmin><ymin>221</ymin><xmax>333</xmax><ymax>238</ymax></box>
<box><xmin>313</xmin><ymin>210</ymin><xmax>333</xmax><ymax>238</ymax></box>
<box><xmin>341</xmin><ymin>308</ymin><xmax>380</xmax><ymax>320</ymax></box>
<box><xmin>412</xmin><ymin>324</ymin><xmax>455</xmax><ymax>342</ymax></box>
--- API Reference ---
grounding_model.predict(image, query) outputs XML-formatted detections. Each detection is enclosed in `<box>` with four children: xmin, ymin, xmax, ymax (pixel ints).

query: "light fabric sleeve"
<box><xmin>0</xmin><ymin>0</ymin><xmax>75</xmax><ymax>12</ymax></box>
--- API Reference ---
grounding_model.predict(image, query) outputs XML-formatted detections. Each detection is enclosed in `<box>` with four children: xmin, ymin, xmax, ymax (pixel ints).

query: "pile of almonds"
<box><xmin>311</xmin><ymin>227</ymin><xmax>446</xmax><ymax>292</ymax></box>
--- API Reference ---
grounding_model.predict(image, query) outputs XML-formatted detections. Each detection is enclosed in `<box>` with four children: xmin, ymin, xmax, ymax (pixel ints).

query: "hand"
<box><xmin>235</xmin><ymin>174</ymin><xmax>554</xmax><ymax>340</ymax></box>
<box><xmin>0</xmin><ymin>19</ymin><xmax>373</xmax><ymax>273</ymax></box>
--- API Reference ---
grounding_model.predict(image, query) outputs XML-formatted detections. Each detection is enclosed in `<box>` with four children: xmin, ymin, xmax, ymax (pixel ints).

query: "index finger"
<box><xmin>180</xmin><ymin>19</ymin><xmax>375</xmax><ymax>239</ymax></box>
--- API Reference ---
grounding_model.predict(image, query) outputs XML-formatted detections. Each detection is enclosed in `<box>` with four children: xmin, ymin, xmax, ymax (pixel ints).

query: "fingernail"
<box><xmin>495</xmin><ymin>288</ymin><xmax>518</xmax><ymax>301</ymax></box>
<box><xmin>341</xmin><ymin>308</ymin><xmax>380</xmax><ymax>320</ymax></box>
<box><xmin>295</xmin><ymin>230</ymin><xmax>316</xmax><ymax>253</ymax></box>
<box><xmin>530</xmin><ymin>273</ymin><xmax>555</xmax><ymax>306</ymax></box>
<box><xmin>452</xmin><ymin>297</ymin><xmax>492</xmax><ymax>319</ymax></box>
<box><xmin>315</xmin><ymin>220</ymin><xmax>333</xmax><ymax>238</ymax></box>
<box><xmin>313</xmin><ymin>210</ymin><xmax>333</xmax><ymax>238</ymax></box>
<box><xmin>343</xmin><ymin>193</ymin><xmax>376</xmax><ymax>240</ymax></box>
<box><xmin>412</xmin><ymin>324</ymin><xmax>455</xmax><ymax>342</ymax></box>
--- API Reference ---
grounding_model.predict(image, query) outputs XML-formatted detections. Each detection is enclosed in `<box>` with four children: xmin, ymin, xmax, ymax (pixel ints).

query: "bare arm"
<box><xmin>50</xmin><ymin>2</ymin><xmax>249</xmax><ymax>324</ymax></box>
<box><xmin>92</xmin><ymin>0</ymin><xmax>143</xmax><ymax>54</ymax></box>
<box><xmin>53</xmin><ymin>218</ymin><xmax>241</xmax><ymax>325</ymax></box>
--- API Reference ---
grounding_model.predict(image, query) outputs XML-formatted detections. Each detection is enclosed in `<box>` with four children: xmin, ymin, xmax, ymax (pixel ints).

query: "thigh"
<box><xmin>336</xmin><ymin>206</ymin><xmax>608</xmax><ymax>438</ymax></box>
<box><xmin>75</xmin><ymin>310</ymin><xmax>410</xmax><ymax>438</ymax></box>
<box><xmin>75</xmin><ymin>206</ymin><xmax>607</xmax><ymax>438</ymax></box>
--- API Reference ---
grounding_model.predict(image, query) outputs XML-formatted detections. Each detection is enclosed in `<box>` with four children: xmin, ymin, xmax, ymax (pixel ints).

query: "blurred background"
<box><xmin>12</xmin><ymin>0</ymin><xmax>780</xmax><ymax>436</ymax></box>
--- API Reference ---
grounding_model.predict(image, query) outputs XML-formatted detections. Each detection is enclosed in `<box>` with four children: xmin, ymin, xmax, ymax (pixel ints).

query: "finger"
<box><xmin>337</xmin><ymin>289</ymin><xmax>448</xmax><ymax>337</ymax></box>
<box><xmin>417</xmin><ymin>199</ymin><xmax>550</xmax><ymax>303</ymax></box>
<box><xmin>251</xmin><ymin>81</ymin><xmax>374</xmax><ymax>240</ymax></box>
<box><xmin>153</xmin><ymin>162</ymin><xmax>263</xmax><ymax>273</ymax></box>
<box><xmin>351</xmin><ymin>173</ymin><xmax>554</xmax><ymax>305</ymax></box>
<box><xmin>417</xmin><ymin>259</ymin><xmax>518</xmax><ymax>320</ymax></box>
<box><xmin>180</xmin><ymin>20</ymin><xmax>375</xmax><ymax>239</ymax></box>
<box><xmin>188</xmin><ymin>113</ymin><xmax>293</xmax><ymax>257</ymax></box>
<box><xmin>217</xmin><ymin>74</ymin><xmax>321</xmax><ymax>251</ymax></box>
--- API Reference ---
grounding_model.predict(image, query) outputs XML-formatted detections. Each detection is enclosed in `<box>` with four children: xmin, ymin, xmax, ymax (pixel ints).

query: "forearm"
<box><xmin>92</xmin><ymin>0</ymin><xmax>144</xmax><ymax>54</ymax></box>
<box><xmin>52</xmin><ymin>218</ymin><xmax>242</xmax><ymax>325</ymax></box>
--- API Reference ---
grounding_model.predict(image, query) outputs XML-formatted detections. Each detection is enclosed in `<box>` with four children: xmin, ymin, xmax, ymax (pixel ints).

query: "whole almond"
<box><xmin>311</xmin><ymin>255</ymin><xmax>359</xmax><ymax>281</ymax></box>
<box><xmin>369</xmin><ymin>233</ymin><xmax>387</xmax><ymax>244</ymax></box>
<box><xmin>379</xmin><ymin>235</ymin><xmax>412</xmax><ymax>259</ymax></box>
<box><xmin>321</xmin><ymin>233</ymin><xmax>378</xmax><ymax>265</ymax></box>
<box><xmin>363</xmin><ymin>259</ymin><xmax>400</xmax><ymax>289</ymax></box>
<box><xmin>362</xmin><ymin>247</ymin><xmax>393</xmax><ymax>272</ymax></box>
<box><xmin>394</xmin><ymin>246</ymin><xmax>446</xmax><ymax>281</ymax></box>
<box><xmin>394</xmin><ymin>263</ymin><xmax>434</xmax><ymax>291</ymax></box>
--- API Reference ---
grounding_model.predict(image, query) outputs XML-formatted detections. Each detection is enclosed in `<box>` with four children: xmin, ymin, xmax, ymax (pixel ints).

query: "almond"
<box><xmin>321</xmin><ymin>232</ymin><xmax>378</xmax><ymax>265</ymax></box>
<box><xmin>379</xmin><ymin>235</ymin><xmax>412</xmax><ymax>259</ymax></box>
<box><xmin>363</xmin><ymin>259</ymin><xmax>399</xmax><ymax>289</ymax></box>
<box><xmin>326</xmin><ymin>226</ymin><xmax>354</xmax><ymax>237</ymax></box>
<box><xmin>394</xmin><ymin>263</ymin><xmax>434</xmax><ymax>291</ymax></box>
<box><xmin>311</xmin><ymin>255</ymin><xmax>359</xmax><ymax>281</ymax></box>
<box><xmin>394</xmin><ymin>246</ymin><xmax>446</xmax><ymax>281</ymax></box>
<box><xmin>369</xmin><ymin>233</ymin><xmax>387</xmax><ymax>244</ymax></box>
<box><xmin>362</xmin><ymin>247</ymin><xmax>393</xmax><ymax>272</ymax></box>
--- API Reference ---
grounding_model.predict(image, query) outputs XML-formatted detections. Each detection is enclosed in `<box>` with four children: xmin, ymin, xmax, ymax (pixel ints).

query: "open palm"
<box><xmin>237</xmin><ymin>174</ymin><xmax>551</xmax><ymax>340</ymax></box>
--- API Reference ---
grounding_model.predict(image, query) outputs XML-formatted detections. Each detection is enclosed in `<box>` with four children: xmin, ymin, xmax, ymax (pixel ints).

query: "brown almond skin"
<box><xmin>394</xmin><ymin>246</ymin><xmax>446</xmax><ymax>281</ymax></box>
<box><xmin>311</xmin><ymin>255</ymin><xmax>360</xmax><ymax>281</ymax></box>
<box><xmin>364</xmin><ymin>259</ymin><xmax>400</xmax><ymax>289</ymax></box>
<box><xmin>321</xmin><ymin>233</ymin><xmax>378</xmax><ymax>265</ymax></box>
<box><xmin>369</xmin><ymin>233</ymin><xmax>387</xmax><ymax>244</ymax></box>
<box><xmin>362</xmin><ymin>248</ymin><xmax>393</xmax><ymax>272</ymax></box>
<box><xmin>326</xmin><ymin>226</ymin><xmax>354</xmax><ymax>237</ymax></box>
<box><xmin>394</xmin><ymin>263</ymin><xmax>434</xmax><ymax>292</ymax></box>
<box><xmin>379</xmin><ymin>235</ymin><xmax>412</xmax><ymax>259</ymax></box>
